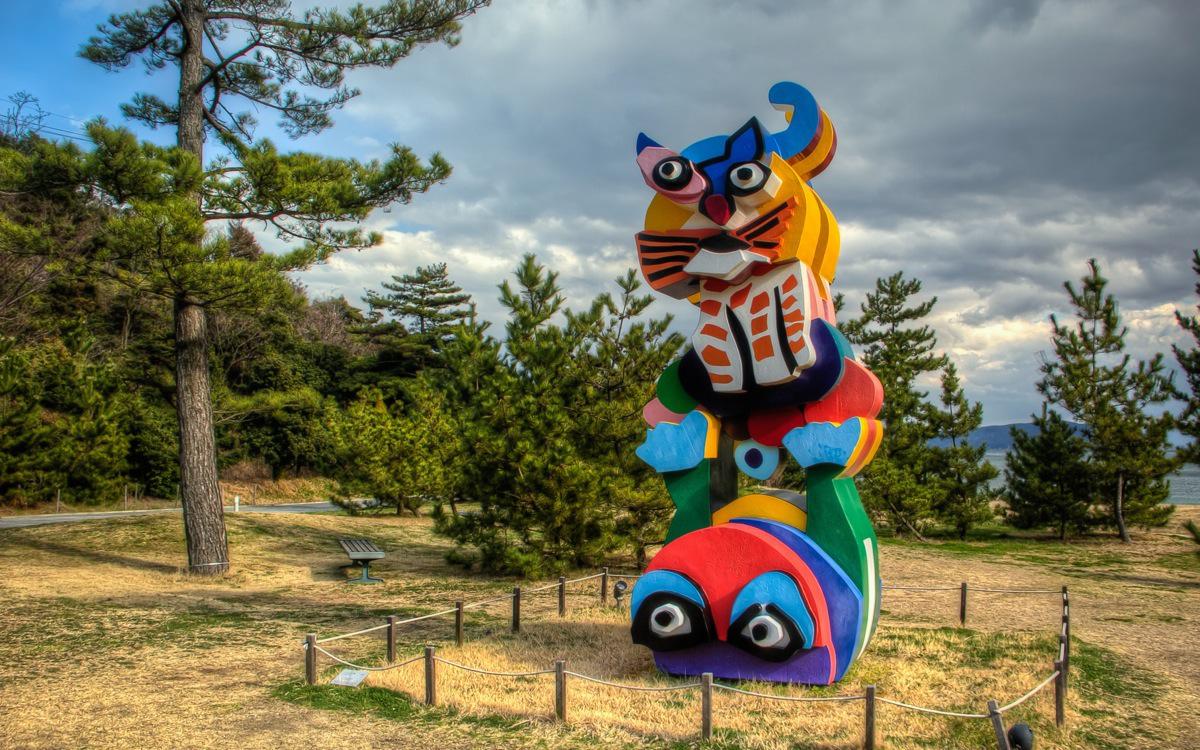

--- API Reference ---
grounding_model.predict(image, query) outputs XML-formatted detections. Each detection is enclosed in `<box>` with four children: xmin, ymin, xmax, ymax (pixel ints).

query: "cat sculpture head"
<box><xmin>635</xmin><ymin>82</ymin><xmax>840</xmax><ymax>302</ymax></box>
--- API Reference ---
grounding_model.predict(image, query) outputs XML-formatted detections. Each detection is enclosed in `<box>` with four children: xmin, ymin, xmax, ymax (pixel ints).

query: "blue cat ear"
<box><xmin>637</xmin><ymin>132</ymin><xmax>662</xmax><ymax>155</ymax></box>
<box><xmin>727</xmin><ymin>118</ymin><xmax>769</xmax><ymax>162</ymax></box>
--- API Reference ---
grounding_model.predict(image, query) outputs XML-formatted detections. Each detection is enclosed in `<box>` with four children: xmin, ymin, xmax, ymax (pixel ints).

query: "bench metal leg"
<box><xmin>346</xmin><ymin>560</ymin><xmax>383</xmax><ymax>584</ymax></box>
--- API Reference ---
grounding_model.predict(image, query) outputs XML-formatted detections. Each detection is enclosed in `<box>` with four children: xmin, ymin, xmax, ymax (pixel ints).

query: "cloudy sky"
<box><xmin>3</xmin><ymin>0</ymin><xmax>1198</xmax><ymax>424</ymax></box>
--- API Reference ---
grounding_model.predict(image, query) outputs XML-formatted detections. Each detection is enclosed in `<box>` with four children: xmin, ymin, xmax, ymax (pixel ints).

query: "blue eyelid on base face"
<box><xmin>730</xmin><ymin>571</ymin><xmax>815</xmax><ymax>648</ymax></box>
<box><xmin>631</xmin><ymin>570</ymin><xmax>705</xmax><ymax>616</ymax></box>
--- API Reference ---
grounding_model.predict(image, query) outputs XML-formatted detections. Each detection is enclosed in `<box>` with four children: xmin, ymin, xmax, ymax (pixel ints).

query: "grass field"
<box><xmin>1</xmin><ymin>507</ymin><xmax>1197</xmax><ymax>749</ymax></box>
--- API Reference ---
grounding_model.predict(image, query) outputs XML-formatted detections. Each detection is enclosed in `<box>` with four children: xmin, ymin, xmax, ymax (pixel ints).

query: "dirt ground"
<box><xmin>0</xmin><ymin>507</ymin><xmax>1197</xmax><ymax>749</ymax></box>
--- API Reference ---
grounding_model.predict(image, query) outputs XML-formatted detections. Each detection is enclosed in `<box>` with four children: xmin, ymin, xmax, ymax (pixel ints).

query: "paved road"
<box><xmin>0</xmin><ymin>501</ymin><xmax>338</xmax><ymax>529</ymax></box>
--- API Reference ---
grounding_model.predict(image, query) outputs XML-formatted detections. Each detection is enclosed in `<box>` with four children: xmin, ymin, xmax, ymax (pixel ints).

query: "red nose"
<box><xmin>703</xmin><ymin>195</ymin><xmax>731</xmax><ymax>225</ymax></box>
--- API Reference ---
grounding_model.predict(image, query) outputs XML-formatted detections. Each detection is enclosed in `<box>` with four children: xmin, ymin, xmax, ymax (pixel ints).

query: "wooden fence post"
<box><xmin>864</xmin><ymin>685</ymin><xmax>876</xmax><ymax>750</ymax></box>
<box><xmin>386</xmin><ymin>615</ymin><xmax>396</xmax><ymax>663</ymax></box>
<box><xmin>305</xmin><ymin>633</ymin><xmax>317</xmax><ymax>685</ymax></box>
<box><xmin>959</xmin><ymin>581</ymin><xmax>968</xmax><ymax>626</ymax></box>
<box><xmin>1060</xmin><ymin>633</ymin><xmax>1070</xmax><ymax>699</ymax></box>
<box><xmin>558</xmin><ymin>576</ymin><xmax>567</xmax><ymax>617</ymax></box>
<box><xmin>555</xmin><ymin>659</ymin><xmax>567</xmax><ymax>722</ymax></box>
<box><xmin>601</xmin><ymin>567</ymin><xmax>609</xmax><ymax>605</ymax></box>
<box><xmin>512</xmin><ymin>586</ymin><xmax>521</xmax><ymax>634</ymax></box>
<box><xmin>701</xmin><ymin>672</ymin><xmax>713</xmax><ymax>741</ymax></box>
<box><xmin>1061</xmin><ymin>586</ymin><xmax>1070</xmax><ymax>694</ymax></box>
<box><xmin>987</xmin><ymin>699</ymin><xmax>1011</xmax><ymax>750</ymax></box>
<box><xmin>455</xmin><ymin>600</ymin><xmax>464</xmax><ymax>647</ymax></box>
<box><xmin>424</xmin><ymin>645</ymin><xmax>437</xmax><ymax>706</ymax></box>
<box><xmin>1054</xmin><ymin>659</ymin><xmax>1065</xmax><ymax>728</ymax></box>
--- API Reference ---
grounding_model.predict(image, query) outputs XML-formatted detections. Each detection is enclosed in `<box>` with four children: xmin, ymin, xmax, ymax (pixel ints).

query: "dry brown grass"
<box><xmin>0</xmin><ymin>477</ymin><xmax>336</xmax><ymax>515</ymax></box>
<box><xmin>0</xmin><ymin>506</ymin><xmax>1198</xmax><ymax>749</ymax></box>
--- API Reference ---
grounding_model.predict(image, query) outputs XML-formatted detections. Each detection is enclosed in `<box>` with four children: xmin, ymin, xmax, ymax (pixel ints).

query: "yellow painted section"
<box><xmin>789</xmin><ymin>111</ymin><xmax>836</xmax><ymax>180</ymax></box>
<box><xmin>712</xmin><ymin>493</ymin><xmax>808</xmax><ymax>530</ymax></box>
<box><xmin>643</xmin><ymin>194</ymin><xmax>696</xmax><ymax>232</ymax></box>
<box><xmin>699</xmin><ymin>410</ymin><xmax>720</xmax><ymax>459</ymax></box>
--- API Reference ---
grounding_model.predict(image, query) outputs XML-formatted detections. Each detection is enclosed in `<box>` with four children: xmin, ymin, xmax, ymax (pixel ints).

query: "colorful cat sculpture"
<box><xmin>629</xmin><ymin>82</ymin><xmax>883</xmax><ymax>685</ymax></box>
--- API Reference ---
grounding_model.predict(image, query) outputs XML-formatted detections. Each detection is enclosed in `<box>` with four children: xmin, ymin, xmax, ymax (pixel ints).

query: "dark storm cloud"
<box><xmin>295</xmin><ymin>0</ymin><xmax>1199</xmax><ymax>423</ymax></box>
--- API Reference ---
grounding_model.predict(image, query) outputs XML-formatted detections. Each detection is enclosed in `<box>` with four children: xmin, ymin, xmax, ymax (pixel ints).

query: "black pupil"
<box><xmin>751</xmin><ymin>623</ymin><xmax>769</xmax><ymax>641</ymax></box>
<box><xmin>736</xmin><ymin>166</ymin><xmax>755</xmax><ymax>182</ymax></box>
<box><xmin>654</xmin><ymin>610</ymin><xmax>675</xmax><ymax>627</ymax></box>
<box><xmin>662</xmin><ymin>163</ymin><xmax>678</xmax><ymax>177</ymax></box>
<box><xmin>745</xmin><ymin>448</ymin><xmax>763</xmax><ymax>468</ymax></box>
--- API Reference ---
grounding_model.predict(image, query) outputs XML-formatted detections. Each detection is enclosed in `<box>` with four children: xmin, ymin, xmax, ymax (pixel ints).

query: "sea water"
<box><xmin>983</xmin><ymin>451</ymin><xmax>1200</xmax><ymax>505</ymax></box>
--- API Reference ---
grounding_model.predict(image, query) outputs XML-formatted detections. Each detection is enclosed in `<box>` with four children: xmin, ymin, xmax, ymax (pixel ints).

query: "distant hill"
<box><xmin>929</xmin><ymin>422</ymin><xmax>1084</xmax><ymax>452</ymax></box>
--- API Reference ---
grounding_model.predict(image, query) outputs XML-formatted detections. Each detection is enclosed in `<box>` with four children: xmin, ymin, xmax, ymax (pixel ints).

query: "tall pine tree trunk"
<box><xmin>175</xmin><ymin>296</ymin><xmax>227</xmax><ymax>573</ymax></box>
<box><xmin>173</xmin><ymin>0</ymin><xmax>229</xmax><ymax>574</ymax></box>
<box><xmin>1115</xmin><ymin>472</ymin><xmax>1131</xmax><ymax>543</ymax></box>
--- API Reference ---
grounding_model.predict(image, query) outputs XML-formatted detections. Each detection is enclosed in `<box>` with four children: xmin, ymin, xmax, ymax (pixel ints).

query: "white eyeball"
<box><xmin>741</xmin><ymin>613</ymin><xmax>790</xmax><ymax>649</ymax></box>
<box><xmin>649</xmin><ymin>602</ymin><xmax>692</xmax><ymax>637</ymax></box>
<box><xmin>658</xmin><ymin>161</ymin><xmax>684</xmax><ymax>180</ymax></box>
<box><xmin>728</xmin><ymin>162</ymin><xmax>767</xmax><ymax>193</ymax></box>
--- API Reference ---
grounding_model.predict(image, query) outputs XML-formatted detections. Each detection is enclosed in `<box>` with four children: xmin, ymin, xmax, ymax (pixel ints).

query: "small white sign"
<box><xmin>330</xmin><ymin>668</ymin><xmax>369</xmax><ymax>687</ymax></box>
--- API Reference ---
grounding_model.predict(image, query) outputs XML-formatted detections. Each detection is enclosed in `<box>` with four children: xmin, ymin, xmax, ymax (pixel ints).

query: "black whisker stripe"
<box><xmin>640</xmin><ymin>254</ymin><xmax>694</xmax><ymax>266</ymax></box>
<box><xmin>638</xmin><ymin>233</ymin><xmax>704</xmax><ymax>243</ymax></box>
<box><xmin>751</xmin><ymin>240</ymin><xmax>778</xmax><ymax>249</ymax></box>
<box><xmin>742</xmin><ymin>217</ymin><xmax>781</xmax><ymax>241</ymax></box>
<box><xmin>638</xmin><ymin>244</ymin><xmax>700</xmax><ymax>255</ymax></box>
<box><xmin>647</xmin><ymin>266</ymin><xmax>688</xmax><ymax>282</ymax></box>
<box><xmin>737</xmin><ymin>202</ymin><xmax>789</xmax><ymax>235</ymax></box>
<box><xmin>774</xmin><ymin>287</ymin><xmax>798</xmax><ymax>373</ymax></box>
<box><xmin>633</xmin><ymin>247</ymin><xmax>700</xmax><ymax>259</ymax></box>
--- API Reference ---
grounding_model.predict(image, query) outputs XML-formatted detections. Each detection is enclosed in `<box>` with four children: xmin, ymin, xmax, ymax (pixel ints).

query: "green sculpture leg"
<box><xmin>661</xmin><ymin>433</ymin><xmax>737</xmax><ymax>543</ymax></box>
<box><xmin>805</xmin><ymin>464</ymin><xmax>881</xmax><ymax>658</ymax></box>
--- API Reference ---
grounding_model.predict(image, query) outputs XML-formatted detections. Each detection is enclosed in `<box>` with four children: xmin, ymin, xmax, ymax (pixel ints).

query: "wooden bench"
<box><xmin>338</xmin><ymin>538</ymin><xmax>385</xmax><ymax>584</ymax></box>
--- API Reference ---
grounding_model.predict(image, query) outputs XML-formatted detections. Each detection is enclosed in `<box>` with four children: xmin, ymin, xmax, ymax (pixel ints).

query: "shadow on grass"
<box><xmin>17</xmin><ymin>538</ymin><xmax>179</xmax><ymax>574</ymax></box>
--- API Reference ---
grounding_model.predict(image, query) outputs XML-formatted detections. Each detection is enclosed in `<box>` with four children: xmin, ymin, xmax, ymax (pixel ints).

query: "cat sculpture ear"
<box><xmin>767</xmin><ymin>82</ymin><xmax>821</xmax><ymax>161</ymax></box>
<box><xmin>637</xmin><ymin>133</ymin><xmax>707</xmax><ymax>205</ymax></box>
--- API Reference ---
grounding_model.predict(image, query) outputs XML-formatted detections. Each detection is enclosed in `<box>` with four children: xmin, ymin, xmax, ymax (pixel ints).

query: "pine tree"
<box><xmin>66</xmin><ymin>0</ymin><xmax>485</xmax><ymax>573</ymax></box>
<box><xmin>929</xmin><ymin>363</ymin><xmax>998</xmax><ymax>539</ymax></box>
<box><xmin>366</xmin><ymin>263</ymin><xmax>471</xmax><ymax>341</ymax></box>
<box><xmin>1039</xmin><ymin>259</ymin><xmax>1176</xmax><ymax>540</ymax></box>
<box><xmin>361</xmin><ymin>263</ymin><xmax>472</xmax><ymax>392</ymax></box>
<box><xmin>844</xmin><ymin>272</ymin><xmax>947</xmax><ymax>538</ymax></box>
<box><xmin>1172</xmin><ymin>249</ymin><xmax>1200</xmax><ymax>463</ymax></box>
<box><xmin>1005</xmin><ymin>408</ymin><xmax>1093</xmax><ymax>539</ymax></box>
<box><xmin>433</xmin><ymin>256</ymin><xmax>680</xmax><ymax>575</ymax></box>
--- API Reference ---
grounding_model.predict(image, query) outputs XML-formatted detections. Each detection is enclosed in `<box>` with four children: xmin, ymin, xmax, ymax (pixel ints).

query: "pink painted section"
<box><xmin>636</xmin><ymin>146</ymin><xmax>707</xmax><ymax>204</ymax></box>
<box><xmin>643</xmin><ymin>398</ymin><xmax>688</xmax><ymax>426</ymax></box>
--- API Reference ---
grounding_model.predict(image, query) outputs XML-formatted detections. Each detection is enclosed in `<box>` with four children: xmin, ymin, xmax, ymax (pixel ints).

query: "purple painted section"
<box><xmin>736</xmin><ymin>518</ymin><xmax>863</xmax><ymax>680</ymax></box>
<box><xmin>653</xmin><ymin>641</ymin><xmax>834</xmax><ymax>685</ymax></box>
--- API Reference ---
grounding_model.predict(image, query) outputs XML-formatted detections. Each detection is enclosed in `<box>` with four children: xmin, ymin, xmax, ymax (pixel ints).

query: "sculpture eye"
<box><xmin>728</xmin><ymin>161</ymin><xmax>767</xmax><ymax>195</ymax></box>
<box><xmin>631</xmin><ymin>592</ymin><xmax>711</xmax><ymax>652</ymax></box>
<box><xmin>741</xmin><ymin>611</ymin><xmax>789</xmax><ymax>648</ymax></box>
<box><xmin>728</xmin><ymin>603</ymin><xmax>804</xmax><ymax>661</ymax></box>
<box><xmin>654</xmin><ymin>157</ymin><xmax>693</xmax><ymax>190</ymax></box>
<box><xmin>649</xmin><ymin>602</ymin><xmax>691</xmax><ymax>637</ymax></box>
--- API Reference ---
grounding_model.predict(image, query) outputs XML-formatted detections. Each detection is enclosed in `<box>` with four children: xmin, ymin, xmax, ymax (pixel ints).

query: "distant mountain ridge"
<box><xmin>929</xmin><ymin>422</ymin><xmax>1084</xmax><ymax>452</ymax></box>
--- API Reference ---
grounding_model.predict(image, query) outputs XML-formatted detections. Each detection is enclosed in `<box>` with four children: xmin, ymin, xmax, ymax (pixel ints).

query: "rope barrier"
<box><xmin>315</xmin><ymin>622</ymin><xmax>391</xmax><ymax>643</ymax></box>
<box><xmin>461</xmin><ymin>594</ymin><xmax>515</xmax><ymax>610</ymax></box>
<box><xmin>311</xmin><ymin>645</ymin><xmax>423</xmax><ymax>672</ymax></box>
<box><xmin>316</xmin><ymin>607</ymin><xmax>460</xmax><ymax>644</ymax></box>
<box><xmin>564</xmin><ymin>672</ymin><xmax>701</xmax><ymax>692</ymax></box>
<box><xmin>713</xmin><ymin>684</ymin><xmax>865</xmax><ymax>703</ymax></box>
<box><xmin>970</xmin><ymin>587</ymin><xmax>1062</xmax><ymax>595</ymax></box>
<box><xmin>434</xmin><ymin>657</ymin><xmax>554</xmax><ymax>678</ymax></box>
<box><xmin>882</xmin><ymin>585</ymin><xmax>960</xmax><ymax>591</ymax></box>
<box><xmin>876</xmin><ymin>698</ymin><xmax>990</xmax><ymax>719</ymax></box>
<box><xmin>998</xmin><ymin>671</ymin><xmax>1060</xmax><ymax>713</ymax></box>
